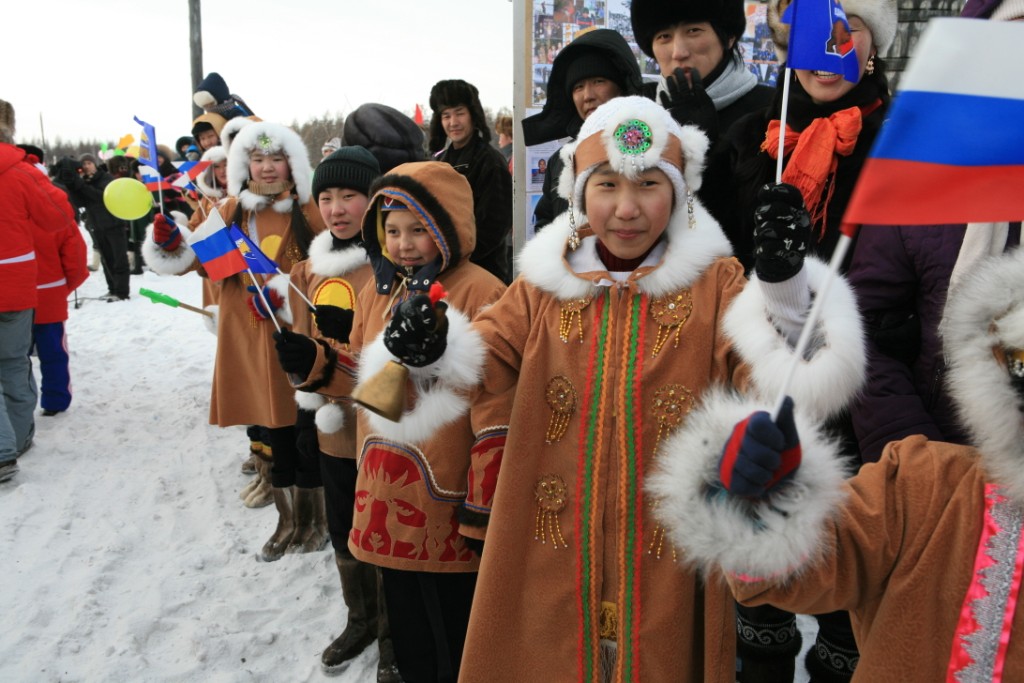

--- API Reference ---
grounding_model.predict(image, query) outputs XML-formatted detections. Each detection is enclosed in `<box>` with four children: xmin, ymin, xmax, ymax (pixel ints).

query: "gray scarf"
<box><xmin>656</xmin><ymin>57</ymin><xmax>759</xmax><ymax>112</ymax></box>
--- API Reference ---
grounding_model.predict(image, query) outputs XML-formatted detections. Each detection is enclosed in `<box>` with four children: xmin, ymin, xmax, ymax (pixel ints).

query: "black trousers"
<box><xmin>380</xmin><ymin>567</ymin><xmax>476</xmax><ymax>683</ymax></box>
<box><xmin>94</xmin><ymin>226</ymin><xmax>130</xmax><ymax>298</ymax></box>
<box><xmin>321</xmin><ymin>454</ymin><xmax>357</xmax><ymax>554</ymax></box>
<box><xmin>265</xmin><ymin>425</ymin><xmax>322</xmax><ymax>489</ymax></box>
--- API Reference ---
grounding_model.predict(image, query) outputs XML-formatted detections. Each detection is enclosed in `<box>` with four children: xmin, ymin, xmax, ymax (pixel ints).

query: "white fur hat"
<box><xmin>768</xmin><ymin>0</ymin><xmax>898</xmax><ymax>61</ymax></box>
<box><xmin>195</xmin><ymin>145</ymin><xmax>227</xmax><ymax>199</ymax></box>
<box><xmin>227</xmin><ymin>120</ymin><xmax>312</xmax><ymax>205</ymax></box>
<box><xmin>557</xmin><ymin>95</ymin><xmax>708</xmax><ymax>211</ymax></box>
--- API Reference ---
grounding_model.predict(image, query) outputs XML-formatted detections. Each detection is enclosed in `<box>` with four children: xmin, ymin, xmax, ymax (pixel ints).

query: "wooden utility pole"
<box><xmin>189</xmin><ymin>0</ymin><xmax>203</xmax><ymax>120</ymax></box>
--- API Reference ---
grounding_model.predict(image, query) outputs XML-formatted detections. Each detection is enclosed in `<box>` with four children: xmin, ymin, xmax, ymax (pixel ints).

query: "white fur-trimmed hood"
<box><xmin>517</xmin><ymin>197</ymin><xmax>733</xmax><ymax>301</ymax></box>
<box><xmin>227</xmin><ymin>120</ymin><xmax>312</xmax><ymax>206</ymax></box>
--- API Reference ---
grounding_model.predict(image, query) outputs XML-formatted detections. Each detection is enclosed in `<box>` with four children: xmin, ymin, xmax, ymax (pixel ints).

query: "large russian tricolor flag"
<box><xmin>187</xmin><ymin>210</ymin><xmax>246</xmax><ymax>281</ymax></box>
<box><xmin>843</xmin><ymin>18</ymin><xmax>1024</xmax><ymax>230</ymax></box>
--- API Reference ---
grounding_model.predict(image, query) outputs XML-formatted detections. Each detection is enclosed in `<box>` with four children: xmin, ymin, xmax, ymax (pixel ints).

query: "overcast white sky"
<box><xmin>5</xmin><ymin>0</ymin><xmax>514</xmax><ymax>147</ymax></box>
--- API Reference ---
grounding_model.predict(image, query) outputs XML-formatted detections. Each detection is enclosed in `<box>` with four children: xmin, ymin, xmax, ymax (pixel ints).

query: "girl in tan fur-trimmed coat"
<box><xmin>143</xmin><ymin>120</ymin><xmax>326</xmax><ymax>561</ymax></box>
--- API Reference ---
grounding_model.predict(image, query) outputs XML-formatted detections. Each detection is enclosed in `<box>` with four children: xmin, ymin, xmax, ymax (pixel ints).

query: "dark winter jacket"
<box><xmin>437</xmin><ymin>138</ymin><xmax>512</xmax><ymax>284</ymax></box>
<box><xmin>525</xmin><ymin>29</ymin><xmax>645</xmax><ymax>231</ymax></box>
<box><xmin>722</xmin><ymin>72</ymin><xmax>889</xmax><ymax>272</ymax></box>
<box><xmin>847</xmin><ymin>224</ymin><xmax>973</xmax><ymax>463</ymax></box>
<box><xmin>65</xmin><ymin>169</ymin><xmax>125</xmax><ymax>232</ymax></box>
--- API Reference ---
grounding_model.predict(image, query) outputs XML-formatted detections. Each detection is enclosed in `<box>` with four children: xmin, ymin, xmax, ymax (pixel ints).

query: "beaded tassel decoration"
<box><xmin>650</xmin><ymin>292</ymin><xmax>693</xmax><ymax>357</ymax></box>
<box><xmin>559</xmin><ymin>298</ymin><xmax>591</xmax><ymax>343</ymax></box>
<box><xmin>613</xmin><ymin>118</ymin><xmax>652</xmax><ymax>176</ymax></box>
<box><xmin>686</xmin><ymin>190</ymin><xmax>696</xmax><ymax>229</ymax></box>
<box><xmin>534</xmin><ymin>474</ymin><xmax>569</xmax><ymax>548</ymax></box>
<box><xmin>545</xmin><ymin>375</ymin><xmax>578</xmax><ymax>443</ymax></box>
<box><xmin>647</xmin><ymin>384</ymin><xmax>693</xmax><ymax>561</ymax></box>
<box><xmin>568</xmin><ymin>197</ymin><xmax>581</xmax><ymax>251</ymax></box>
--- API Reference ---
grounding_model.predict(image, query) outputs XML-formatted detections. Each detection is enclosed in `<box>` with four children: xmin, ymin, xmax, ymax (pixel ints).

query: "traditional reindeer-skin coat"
<box><xmin>458</xmin><ymin>199</ymin><xmax>865</xmax><ymax>682</ymax></box>
<box><xmin>144</xmin><ymin>191</ymin><xmax>326</xmax><ymax>428</ymax></box>
<box><xmin>287</xmin><ymin>229</ymin><xmax>373</xmax><ymax>458</ymax></box>
<box><xmin>294</xmin><ymin>162</ymin><xmax>506</xmax><ymax>574</ymax></box>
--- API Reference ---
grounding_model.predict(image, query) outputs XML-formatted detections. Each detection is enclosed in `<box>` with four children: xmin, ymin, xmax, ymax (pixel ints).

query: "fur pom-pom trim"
<box><xmin>723</xmin><ymin>257</ymin><xmax>865</xmax><ymax>422</ymax></box>
<box><xmin>294</xmin><ymin>390</ymin><xmax>326</xmax><ymax>411</ymax></box>
<box><xmin>356</xmin><ymin>306</ymin><xmax>484</xmax><ymax>444</ymax></box>
<box><xmin>264</xmin><ymin>274</ymin><xmax>293</xmax><ymax>326</ymax></box>
<box><xmin>141</xmin><ymin>211</ymin><xmax>196</xmax><ymax>276</ymax></box>
<box><xmin>202</xmin><ymin>305</ymin><xmax>218</xmax><ymax>336</ymax></box>
<box><xmin>315</xmin><ymin>403</ymin><xmax>346</xmax><ymax>434</ymax></box>
<box><xmin>646</xmin><ymin>388</ymin><xmax>849</xmax><ymax>579</ymax></box>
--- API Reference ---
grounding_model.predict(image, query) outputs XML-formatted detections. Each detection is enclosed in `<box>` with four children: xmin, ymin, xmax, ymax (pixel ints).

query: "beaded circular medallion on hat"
<box><xmin>614</xmin><ymin>119</ymin><xmax>652</xmax><ymax>156</ymax></box>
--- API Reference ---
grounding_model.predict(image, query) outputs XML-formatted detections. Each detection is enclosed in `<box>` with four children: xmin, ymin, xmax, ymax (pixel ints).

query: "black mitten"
<box><xmin>659</xmin><ymin>67</ymin><xmax>719</xmax><ymax>141</ymax></box>
<box><xmin>314</xmin><ymin>305</ymin><xmax>355</xmax><ymax>343</ymax></box>
<box><xmin>753</xmin><ymin>183</ymin><xmax>811</xmax><ymax>283</ymax></box>
<box><xmin>273</xmin><ymin>329</ymin><xmax>318</xmax><ymax>377</ymax></box>
<box><xmin>383</xmin><ymin>294</ymin><xmax>448</xmax><ymax>368</ymax></box>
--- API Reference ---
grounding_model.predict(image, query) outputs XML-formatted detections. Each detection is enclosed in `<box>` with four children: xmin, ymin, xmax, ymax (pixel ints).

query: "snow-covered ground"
<box><xmin>1</xmin><ymin>229</ymin><xmax>814</xmax><ymax>682</ymax></box>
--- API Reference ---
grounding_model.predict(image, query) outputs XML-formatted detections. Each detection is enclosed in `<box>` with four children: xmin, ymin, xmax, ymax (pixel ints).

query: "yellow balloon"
<box><xmin>103</xmin><ymin>178</ymin><xmax>152</xmax><ymax>220</ymax></box>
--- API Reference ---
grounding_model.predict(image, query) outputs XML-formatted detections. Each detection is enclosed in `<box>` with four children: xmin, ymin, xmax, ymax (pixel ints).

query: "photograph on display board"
<box><xmin>531</xmin><ymin>1</ymin><xmax>612</xmax><ymax>106</ymax></box>
<box><xmin>741</xmin><ymin>1</ymin><xmax>782</xmax><ymax>86</ymax></box>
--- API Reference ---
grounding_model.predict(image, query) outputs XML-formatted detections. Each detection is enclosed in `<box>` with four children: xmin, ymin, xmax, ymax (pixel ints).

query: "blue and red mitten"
<box><xmin>718</xmin><ymin>397</ymin><xmax>801</xmax><ymax>498</ymax></box>
<box><xmin>152</xmin><ymin>213</ymin><xmax>182</xmax><ymax>251</ymax></box>
<box><xmin>247</xmin><ymin>284</ymin><xmax>284</xmax><ymax>320</ymax></box>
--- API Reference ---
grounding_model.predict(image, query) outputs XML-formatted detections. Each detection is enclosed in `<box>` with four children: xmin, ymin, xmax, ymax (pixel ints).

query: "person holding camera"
<box><xmin>56</xmin><ymin>153</ymin><xmax>131</xmax><ymax>301</ymax></box>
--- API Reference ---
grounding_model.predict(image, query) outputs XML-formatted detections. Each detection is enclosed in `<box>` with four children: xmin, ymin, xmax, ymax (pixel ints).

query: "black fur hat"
<box><xmin>343</xmin><ymin>103</ymin><xmax>426</xmax><ymax>174</ymax></box>
<box><xmin>428</xmin><ymin>79</ymin><xmax>490</xmax><ymax>153</ymax></box>
<box><xmin>630</xmin><ymin>0</ymin><xmax>747</xmax><ymax>59</ymax></box>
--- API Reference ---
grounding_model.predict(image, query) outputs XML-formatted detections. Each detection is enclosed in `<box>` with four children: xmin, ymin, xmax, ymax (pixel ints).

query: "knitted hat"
<box><xmin>312</xmin><ymin>146</ymin><xmax>381</xmax><ymax>199</ymax></box>
<box><xmin>767</xmin><ymin>0</ymin><xmax>898</xmax><ymax>61</ymax></box>
<box><xmin>563</xmin><ymin>49</ymin><xmax>626</xmax><ymax>99</ymax></box>
<box><xmin>558</xmin><ymin>96</ymin><xmax>709</xmax><ymax>211</ymax></box>
<box><xmin>193</xmin><ymin>72</ymin><xmax>231</xmax><ymax>110</ymax></box>
<box><xmin>0</xmin><ymin>99</ymin><xmax>14</xmax><ymax>143</ymax></box>
<box><xmin>79</xmin><ymin>152</ymin><xmax>98</xmax><ymax>165</ymax></box>
<box><xmin>630</xmin><ymin>0</ymin><xmax>747</xmax><ymax>59</ymax></box>
<box><xmin>343</xmin><ymin>103</ymin><xmax>425</xmax><ymax>174</ymax></box>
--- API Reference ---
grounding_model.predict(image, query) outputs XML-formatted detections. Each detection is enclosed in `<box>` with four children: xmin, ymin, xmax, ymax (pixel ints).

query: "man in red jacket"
<box><xmin>0</xmin><ymin>100</ymin><xmax>80</xmax><ymax>483</ymax></box>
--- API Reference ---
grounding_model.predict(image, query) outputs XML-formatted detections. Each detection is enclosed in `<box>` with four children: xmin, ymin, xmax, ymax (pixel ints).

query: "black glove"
<box><xmin>383</xmin><ymin>294</ymin><xmax>448</xmax><ymax>368</ymax></box>
<box><xmin>273</xmin><ymin>329</ymin><xmax>318</xmax><ymax>377</ymax></box>
<box><xmin>295</xmin><ymin>409</ymin><xmax>319</xmax><ymax>460</ymax></box>
<box><xmin>753</xmin><ymin>183</ymin><xmax>811</xmax><ymax>283</ymax></box>
<box><xmin>314</xmin><ymin>305</ymin><xmax>355</xmax><ymax>343</ymax></box>
<box><xmin>659</xmin><ymin>67</ymin><xmax>718</xmax><ymax>141</ymax></box>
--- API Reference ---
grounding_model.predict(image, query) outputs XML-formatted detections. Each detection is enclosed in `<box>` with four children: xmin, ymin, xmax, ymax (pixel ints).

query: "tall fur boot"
<box><xmin>258</xmin><ymin>486</ymin><xmax>295</xmax><ymax>562</ymax></box>
<box><xmin>286</xmin><ymin>487</ymin><xmax>329</xmax><ymax>554</ymax></box>
<box><xmin>240</xmin><ymin>447</ymin><xmax>273</xmax><ymax>508</ymax></box>
<box><xmin>321</xmin><ymin>552</ymin><xmax>379</xmax><ymax>675</ymax></box>
<box><xmin>376</xmin><ymin>571</ymin><xmax>402</xmax><ymax>683</ymax></box>
<box><xmin>241</xmin><ymin>428</ymin><xmax>261</xmax><ymax>475</ymax></box>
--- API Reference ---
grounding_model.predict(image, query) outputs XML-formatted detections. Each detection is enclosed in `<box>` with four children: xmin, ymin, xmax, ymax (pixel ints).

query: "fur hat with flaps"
<box><xmin>361</xmin><ymin>161</ymin><xmax>475</xmax><ymax>295</ymax></box>
<box><xmin>558</xmin><ymin>95</ymin><xmax>709</xmax><ymax>213</ymax></box>
<box><xmin>631</xmin><ymin>0</ymin><xmax>747</xmax><ymax>59</ymax></box>
<box><xmin>227</xmin><ymin>120</ymin><xmax>312</xmax><ymax>211</ymax></box>
<box><xmin>428</xmin><ymin>79</ymin><xmax>490</xmax><ymax>153</ymax></box>
<box><xmin>767</xmin><ymin>0</ymin><xmax>898</xmax><ymax>62</ymax></box>
<box><xmin>941</xmin><ymin>247</ymin><xmax>1024</xmax><ymax>505</ymax></box>
<box><xmin>0</xmin><ymin>99</ymin><xmax>15</xmax><ymax>144</ymax></box>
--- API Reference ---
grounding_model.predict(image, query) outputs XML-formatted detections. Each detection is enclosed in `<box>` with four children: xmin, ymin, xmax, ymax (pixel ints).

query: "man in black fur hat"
<box><xmin>429</xmin><ymin>79</ymin><xmax>512</xmax><ymax>284</ymax></box>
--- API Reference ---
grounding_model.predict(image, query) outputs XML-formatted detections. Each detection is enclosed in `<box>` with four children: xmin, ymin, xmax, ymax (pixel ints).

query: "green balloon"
<box><xmin>103</xmin><ymin>177</ymin><xmax>152</xmax><ymax>220</ymax></box>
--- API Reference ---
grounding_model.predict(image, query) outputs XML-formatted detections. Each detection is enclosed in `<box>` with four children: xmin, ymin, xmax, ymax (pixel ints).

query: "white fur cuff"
<box><xmin>202</xmin><ymin>305</ymin><xmax>219</xmax><ymax>336</ymax></box>
<box><xmin>141</xmin><ymin>215</ymin><xmax>197</xmax><ymax>276</ymax></box>
<box><xmin>724</xmin><ymin>257</ymin><xmax>865</xmax><ymax>421</ymax></box>
<box><xmin>646</xmin><ymin>389</ymin><xmax>849</xmax><ymax>580</ymax></box>
<box><xmin>295</xmin><ymin>390</ymin><xmax>327</xmax><ymax>411</ymax></box>
<box><xmin>265</xmin><ymin>274</ymin><xmax>293</xmax><ymax>326</ymax></box>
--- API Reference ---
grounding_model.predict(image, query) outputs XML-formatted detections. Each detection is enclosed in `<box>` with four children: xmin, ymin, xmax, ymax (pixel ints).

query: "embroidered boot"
<box><xmin>321</xmin><ymin>551</ymin><xmax>379</xmax><ymax>675</ymax></box>
<box><xmin>735</xmin><ymin>605</ymin><xmax>802</xmax><ymax>683</ymax></box>
<box><xmin>241</xmin><ymin>447</ymin><xmax>273</xmax><ymax>508</ymax></box>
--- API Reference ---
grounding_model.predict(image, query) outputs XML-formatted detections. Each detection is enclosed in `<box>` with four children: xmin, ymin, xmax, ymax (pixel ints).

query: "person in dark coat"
<box><xmin>342</xmin><ymin>102</ymin><xmax>426</xmax><ymax>174</ymax></box>
<box><xmin>58</xmin><ymin>153</ymin><xmax>131</xmax><ymax>301</ymax></box>
<box><xmin>429</xmin><ymin>79</ymin><xmax>513</xmax><ymax>284</ymax></box>
<box><xmin>522</xmin><ymin>28</ymin><xmax>645</xmax><ymax>232</ymax></box>
<box><xmin>630</xmin><ymin>0</ymin><xmax>775</xmax><ymax>227</ymax></box>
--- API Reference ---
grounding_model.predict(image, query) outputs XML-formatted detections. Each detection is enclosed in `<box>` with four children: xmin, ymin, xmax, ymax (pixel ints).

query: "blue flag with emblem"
<box><xmin>782</xmin><ymin>0</ymin><xmax>860</xmax><ymax>83</ymax></box>
<box><xmin>228</xmin><ymin>224</ymin><xmax>278</xmax><ymax>274</ymax></box>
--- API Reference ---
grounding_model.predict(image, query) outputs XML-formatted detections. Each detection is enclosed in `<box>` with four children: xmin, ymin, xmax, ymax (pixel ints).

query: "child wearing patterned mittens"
<box><xmin>444</xmin><ymin>95</ymin><xmax>866</xmax><ymax>683</ymax></box>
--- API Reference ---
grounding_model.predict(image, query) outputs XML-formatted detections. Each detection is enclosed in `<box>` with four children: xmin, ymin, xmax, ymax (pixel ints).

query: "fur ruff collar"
<box><xmin>517</xmin><ymin>199</ymin><xmax>732</xmax><ymax>300</ymax></box>
<box><xmin>307</xmin><ymin>230</ymin><xmax>368</xmax><ymax>278</ymax></box>
<box><xmin>238</xmin><ymin>189</ymin><xmax>294</xmax><ymax>213</ymax></box>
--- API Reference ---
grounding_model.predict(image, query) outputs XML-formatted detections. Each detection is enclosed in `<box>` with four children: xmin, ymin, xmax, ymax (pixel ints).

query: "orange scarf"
<box><xmin>761</xmin><ymin>106</ymin><xmax>863</xmax><ymax>236</ymax></box>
